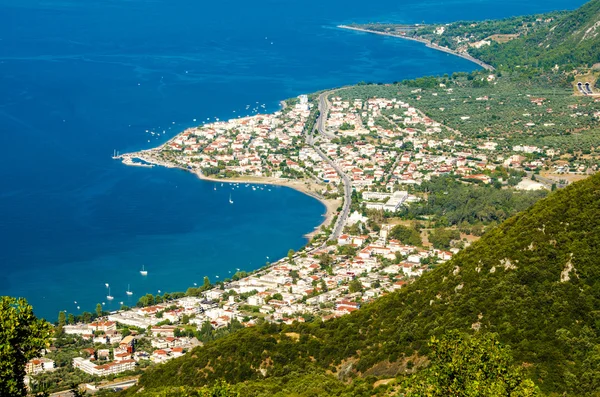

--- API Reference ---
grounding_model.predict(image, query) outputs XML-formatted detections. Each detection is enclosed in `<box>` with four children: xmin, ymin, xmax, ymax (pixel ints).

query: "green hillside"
<box><xmin>472</xmin><ymin>0</ymin><xmax>600</xmax><ymax>68</ymax></box>
<box><xmin>124</xmin><ymin>174</ymin><xmax>600</xmax><ymax>396</ymax></box>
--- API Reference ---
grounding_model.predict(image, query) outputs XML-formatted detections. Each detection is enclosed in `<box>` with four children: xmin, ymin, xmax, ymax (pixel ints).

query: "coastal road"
<box><xmin>310</xmin><ymin>91</ymin><xmax>353</xmax><ymax>240</ymax></box>
<box><xmin>338</xmin><ymin>25</ymin><xmax>495</xmax><ymax>71</ymax></box>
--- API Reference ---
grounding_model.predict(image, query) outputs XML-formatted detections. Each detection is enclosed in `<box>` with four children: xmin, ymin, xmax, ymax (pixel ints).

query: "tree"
<box><xmin>349</xmin><ymin>279</ymin><xmax>363</xmax><ymax>293</ymax></box>
<box><xmin>271</xmin><ymin>293</ymin><xmax>283</xmax><ymax>301</ymax></box>
<box><xmin>203</xmin><ymin>276</ymin><xmax>211</xmax><ymax>290</ymax></box>
<box><xmin>82</xmin><ymin>311</ymin><xmax>92</xmax><ymax>323</ymax></box>
<box><xmin>403</xmin><ymin>331</ymin><xmax>540</xmax><ymax>396</ymax></box>
<box><xmin>0</xmin><ymin>297</ymin><xmax>52</xmax><ymax>397</ymax></box>
<box><xmin>67</xmin><ymin>313</ymin><xmax>75</xmax><ymax>325</ymax></box>
<box><xmin>429</xmin><ymin>228</ymin><xmax>461</xmax><ymax>250</ymax></box>
<box><xmin>70</xmin><ymin>383</ymin><xmax>86</xmax><ymax>397</ymax></box>
<box><xmin>318</xmin><ymin>253</ymin><xmax>333</xmax><ymax>269</ymax></box>
<box><xmin>95</xmin><ymin>303</ymin><xmax>103</xmax><ymax>318</ymax></box>
<box><xmin>287</xmin><ymin>249</ymin><xmax>295</xmax><ymax>261</ymax></box>
<box><xmin>57</xmin><ymin>311</ymin><xmax>66</xmax><ymax>327</ymax></box>
<box><xmin>389</xmin><ymin>224</ymin><xmax>422</xmax><ymax>246</ymax></box>
<box><xmin>320</xmin><ymin>279</ymin><xmax>328</xmax><ymax>293</ymax></box>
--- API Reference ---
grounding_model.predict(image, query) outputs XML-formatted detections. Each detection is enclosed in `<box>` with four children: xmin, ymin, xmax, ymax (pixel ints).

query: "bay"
<box><xmin>0</xmin><ymin>0</ymin><xmax>586</xmax><ymax>320</ymax></box>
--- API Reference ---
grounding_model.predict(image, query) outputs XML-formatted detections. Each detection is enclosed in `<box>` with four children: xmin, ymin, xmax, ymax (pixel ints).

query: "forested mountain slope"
<box><xmin>127</xmin><ymin>174</ymin><xmax>600</xmax><ymax>396</ymax></box>
<box><xmin>473</xmin><ymin>0</ymin><xmax>600</xmax><ymax>68</ymax></box>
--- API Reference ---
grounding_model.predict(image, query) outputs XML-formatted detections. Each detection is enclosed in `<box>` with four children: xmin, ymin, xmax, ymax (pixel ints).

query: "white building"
<box><xmin>384</xmin><ymin>191</ymin><xmax>409</xmax><ymax>212</ymax></box>
<box><xmin>73</xmin><ymin>357</ymin><xmax>136</xmax><ymax>377</ymax></box>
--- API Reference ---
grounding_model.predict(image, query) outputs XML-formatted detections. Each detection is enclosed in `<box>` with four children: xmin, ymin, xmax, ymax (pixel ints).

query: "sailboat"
<box><xmin>106</xmin><ymin>287</ymin><xmax>114</xmax><ymax>301</ymax></box>
<box><xmin>126</xmin><ymin>284</ymin><xmax>133</xmax><ymax>296</ymax></box>
<box><xmin>229</xmin><ymin>193</ymin><xmax>234</xmax><ymax>204</ymax></box>
<box><xmin>140</xmin><ymin>265</ymin><xmax>148</xmax><ymax>276</ymax></box>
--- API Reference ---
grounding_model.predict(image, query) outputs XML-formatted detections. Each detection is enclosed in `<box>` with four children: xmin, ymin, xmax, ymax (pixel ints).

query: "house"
<box><xmin>89</xmin><ymin>321</ymin><xmax>117</xmax><ymax>333</ymax></box>
<box><xmin>25</xmin><ymin>358</ymin><xmax>55</xmax><ymax>375</ymax></box>
<box><xmin>120</xmin><ymin>335</ymin><xmax>135</xmax><ymax>353</ymax></box>
<box><xmin>114</xmin><ymin>352</ymin><xmax>132</xmax><ymax>362</ymax></box>
<box><xmin>338</xmin><ymin>234</ymin><xmax>352</xmax><ymax>245</ymax></box>
<box><xmin>150</xmin><ymin>326</ymin><xmax>177</xmax><ymax>338</ymax></box>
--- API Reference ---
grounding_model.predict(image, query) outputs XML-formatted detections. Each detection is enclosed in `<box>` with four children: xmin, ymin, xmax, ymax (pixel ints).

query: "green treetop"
<box><xmin>403</xmin><ymin>331</ymin><xmax>540</xmax><ymax>396</ymax></box>
<box><xmin>0</xmin><ymin>296</ymin><xmax>52</xmax><ymax>397</ymax></box>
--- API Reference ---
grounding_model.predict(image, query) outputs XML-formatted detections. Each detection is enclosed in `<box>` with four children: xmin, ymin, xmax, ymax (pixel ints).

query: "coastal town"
<box><xmin>6</xmin><ymin>0</ymin><xmax>600</xmax><ymax>394</ymax></box>
<box><xmin>27</xmin><ymin>79</ymin><xmax>600</xmax><ymax>393</ymax></box>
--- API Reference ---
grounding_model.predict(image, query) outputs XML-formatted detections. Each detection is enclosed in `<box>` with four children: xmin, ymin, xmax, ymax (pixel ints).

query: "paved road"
<box><xmin>310</xmin><ymin>91</ymin><xmax>353</xmax><ymax>240</ymax></box>
<box><xmin>524</xmin><ymin>172</ymin><xmax>555</xmax><ymax>190</ymax></box>
<box><xmin>50</xmin><ymin>391</ymin><xmax>74</xmax><ymax>397</ymax></box>
<box><xmin>99</xmin><ymin>378</ymin><xmax>139</xmax><ymax>391</ymax></box>
<box><xmin>49</xmin><ymin>378</ymin><xmax>139</xmax><ymax>396</ymax></box>
<box><xmin>316</xmin><ymin>92</ymin><xmax>337</xmax><ymax>140</ymax></box>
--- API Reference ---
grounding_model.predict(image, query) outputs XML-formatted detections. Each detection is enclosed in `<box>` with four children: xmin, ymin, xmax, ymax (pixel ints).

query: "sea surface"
<box><xmin>0</xmin><ymin>0</ymin><xmax>586</xmax><ymax>320</ymax></box>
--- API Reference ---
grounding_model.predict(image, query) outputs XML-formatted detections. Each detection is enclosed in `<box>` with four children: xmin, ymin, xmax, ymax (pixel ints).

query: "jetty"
<box><xmin>115</xmin><ymin>152</ymin><xmax>156</xmax><ymax>168</ymax></box>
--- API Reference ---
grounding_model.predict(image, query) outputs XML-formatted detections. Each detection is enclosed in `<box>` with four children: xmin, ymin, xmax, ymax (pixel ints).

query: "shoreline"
<box><xmin>338</xmin><ymin>25</ymin><xmax>495</xmax><ymax>71</ymax></box>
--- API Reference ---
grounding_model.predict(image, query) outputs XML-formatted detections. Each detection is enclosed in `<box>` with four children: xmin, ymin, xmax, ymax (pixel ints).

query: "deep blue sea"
<box><xmin>0</xmin><ymin>0</ymin><xmax>586</xmax><ymax>320</ymax></box>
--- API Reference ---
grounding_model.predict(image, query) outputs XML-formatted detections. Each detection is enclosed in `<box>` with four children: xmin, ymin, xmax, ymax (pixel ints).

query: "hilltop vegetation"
<box><xmin>473</xmin><ymin>0</ymin><xmax>600</xmax><ymax>69</ymax></box>
<box><xmin>354</xmin><ymin>0</ymin><xmax>600</xmax><ymax>71</ymax></box>
<box><xmin>121</xmin><ymin>173</ymin><xmax>600</xmax><ymax>396</ymax></box>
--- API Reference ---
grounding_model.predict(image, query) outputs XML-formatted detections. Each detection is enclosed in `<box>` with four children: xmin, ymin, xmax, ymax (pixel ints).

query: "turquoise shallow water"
<box><xmin>0</xmin><ymin>0</ymin><xmax>586</xmax><ymax>320</ymax></box>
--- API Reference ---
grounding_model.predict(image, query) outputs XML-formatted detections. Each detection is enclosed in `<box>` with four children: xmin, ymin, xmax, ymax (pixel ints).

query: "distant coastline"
<box><xmin>337</xmin><ymin>25</ymin><xmax>495</xmax><ymax>71</ymax></box>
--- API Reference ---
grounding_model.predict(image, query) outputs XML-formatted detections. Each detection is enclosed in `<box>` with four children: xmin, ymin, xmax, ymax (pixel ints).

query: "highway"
<box><xmin>310</xmin><ymin>91</ymin><xmax>353</xmax><ymax>240</ymax></box>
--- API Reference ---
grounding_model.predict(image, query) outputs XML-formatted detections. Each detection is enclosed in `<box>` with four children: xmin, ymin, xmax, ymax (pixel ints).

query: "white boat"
<box><xmin>126</xmin><ymin>284</ymin><xmax>133</xmax><ymax>296</ymax></box>
<box><xmin>140</xmin><ymin>265</ymin><xmax>148</xmax><ymax>276</ymax></box>
<box><xmin>105</xmin><ymin>283</ymin><xmax>109</xmax><ymax>288</ymax></box>
<box><xmin>229</xmin><ymin>194</ymin><xmax>234</xmax><ymax>204</ymax></box>
<box><xmin>106</xmin><ymin>287</ymin><xmax>114</xmax><ymax>301</ymax></box>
